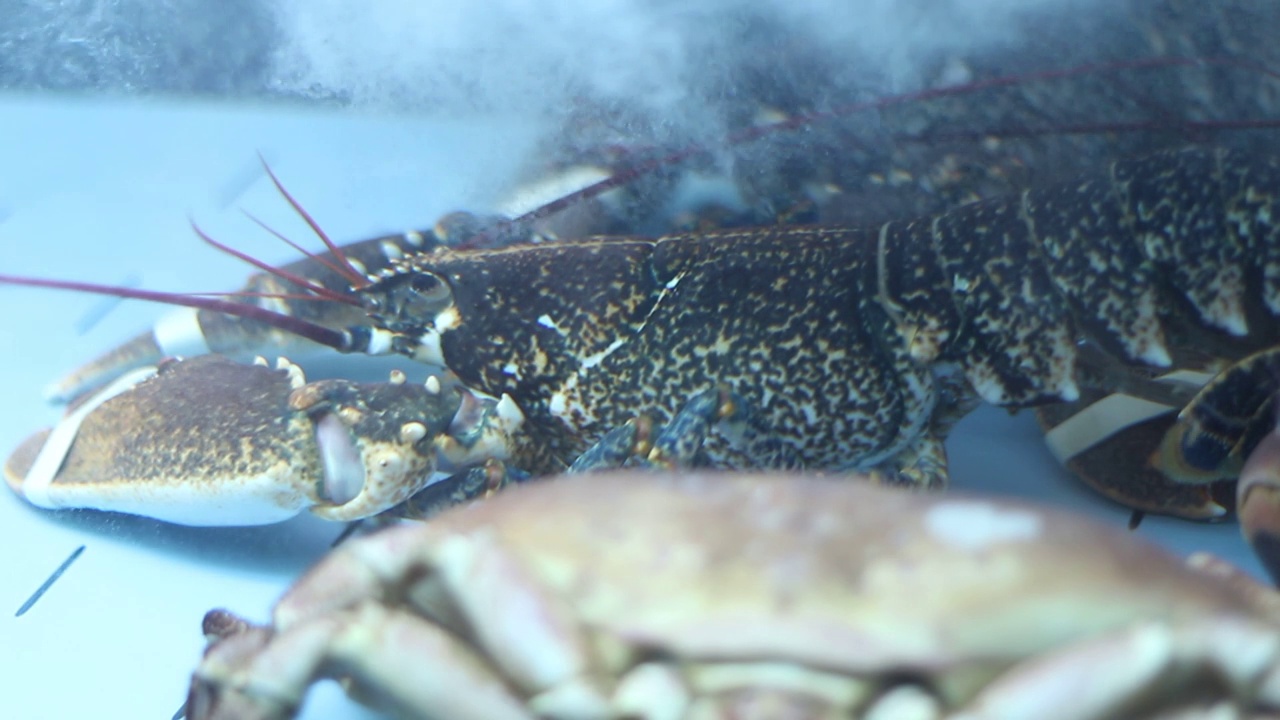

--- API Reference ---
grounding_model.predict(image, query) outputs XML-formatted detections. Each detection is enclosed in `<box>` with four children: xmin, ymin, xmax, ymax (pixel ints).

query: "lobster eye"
<box><xmin>409</xmin><ymin>272</ymin><xmax>450</xmax><ymax>302</ymax></box>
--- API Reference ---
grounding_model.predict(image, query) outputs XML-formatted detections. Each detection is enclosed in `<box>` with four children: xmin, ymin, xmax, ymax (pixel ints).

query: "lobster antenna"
<box><xmin>475</xmin><ymin>55</ymin><xmax>1280</xmax><ymax>249</ymax></box>
<box><xmin>0</xmin><ymin>274</ymin><xmax>349</xmax><ymax>351</ymax></box>
<box><xmin>257</xmin><ymin>154</ymin><xmax>369</xmax><ymax>288</ymax></box>
<box><xmin>240</xmin><ymin>209</ymin><xmax>364</xmax><ymax>284</ymax></box>
<box><xmin>189</xmin><ymin>221</ymin><xmax>362</xmax><ymax>308</ymax></box>
<box><xmin>900</xmin><ymin>117</ymin><xmax>1280</xmax><ymax>145</ymax></box>
<box><xmin>188</xmin><ymin>291</ymin><xmax>362</xmax><ymax>303</ymax></box>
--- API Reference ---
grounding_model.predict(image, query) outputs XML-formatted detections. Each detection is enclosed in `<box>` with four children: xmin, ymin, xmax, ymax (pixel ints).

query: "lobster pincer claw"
<box><xmin>1151</xmin><ymin>347</ymin><xmax>1280</xmax><ymax>489</ymax></box>
<box><xmin>4</xmin><ymin>355</ymin><xmax>522</xmax><ymax>526</ymax></box>
<box><xmin>285</xmin><ymin>374</ymin><xmax>463</xmax><ymax>522</ymax></box>
<box><xmin>1036</xmin><ymin>349</ymin><xmax>1278</xmax><ymax>522</ymax></box>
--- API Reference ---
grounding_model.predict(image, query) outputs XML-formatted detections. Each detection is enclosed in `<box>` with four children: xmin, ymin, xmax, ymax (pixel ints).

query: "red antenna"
<box><xmin>189</xmin><ymin>221</ymin><xmax>362</xmax><ymax>308</ymax></box>
<box><xmin>455</xmin><ymin>55</ymin><xmax>1280</xmax><ymax>250</ymax></box>
<box><xmin>0</xmin><ymin>274</ymin><xmax>349</xmax><ymax>350</ymax></box>
<box><xmin>257</xmin><ymin>154</ymin><xmax>369</xmax><ymax>288</ymax></box>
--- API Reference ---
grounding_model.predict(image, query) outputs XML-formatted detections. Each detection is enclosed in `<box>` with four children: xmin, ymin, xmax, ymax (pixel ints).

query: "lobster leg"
<box><xmin>567</xmin><ymin>386</ymin><xmax>746</xmax><ymax>473</ymax></box>
<box><xmin>562</xmin><ymin>382</ymin><xmax>955</xmax><ymax>493</ymax></box>
<box><xmin>383</xmin><ymin>460</ymin><xmax>529</xmax><ymax>522</ymax></box>
<box><xmin>868</xmin><ymin>433</ymin><xmax>951</xmax><ymax>491</ymax></box>
<box><xmin>345</xmin><ymin>385</ymin><xmax>752</xmax><ymax>536</ymax></box>
<box><xmin>4</xmin><ymin>354</ymin><xmax>526</xmax><ymax>525</ymax></box>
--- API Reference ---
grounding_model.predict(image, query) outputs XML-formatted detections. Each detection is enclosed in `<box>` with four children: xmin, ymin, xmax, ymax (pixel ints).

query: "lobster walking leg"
<box><xmin>567</xmin><ymin>386</ymin><xmax>746</xmax><ymax>473</ymax></box>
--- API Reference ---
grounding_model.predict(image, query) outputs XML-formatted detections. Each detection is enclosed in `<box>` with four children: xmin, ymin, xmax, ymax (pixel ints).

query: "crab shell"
<box><xmin>189</xmin><ymin>471</ymin><xmax>1280</xmax><ymax>719</ymax></box>
<box><xmin>3</xmin><ymin>355</ymin><xmax>521</xmax><ymax>525</ymax></box>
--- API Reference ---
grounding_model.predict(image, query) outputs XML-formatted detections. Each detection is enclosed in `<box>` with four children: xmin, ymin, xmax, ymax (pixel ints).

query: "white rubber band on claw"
<box><xmin>365</xmin><ymin>327</ymin><xmax>395</xmax><ymax>356</ymax></box>
<box><xmin>1043</xmin><ymin>370</ymin><xmax>1214</xmax><ymax>463</ymax></box>
<box><xmin>154</xmin><ymin>306</ymin><xmax>212</xmax><ymax>357</ymax></box>
<box><xmin>21</xmin><ymin>366</ymin><xmax>159</xmax><ymax>508</ymax></box>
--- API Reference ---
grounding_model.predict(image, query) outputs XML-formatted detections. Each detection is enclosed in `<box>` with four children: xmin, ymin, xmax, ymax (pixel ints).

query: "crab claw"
<box><xmin>1239</xmin><ymin>413</ymin><xmax>1280</xmax><ymax>586</ymax></box>
<box><xmin>3</xmin><ymin>355</ymin><xmax>504</xmax><ymax>526</ymax></box>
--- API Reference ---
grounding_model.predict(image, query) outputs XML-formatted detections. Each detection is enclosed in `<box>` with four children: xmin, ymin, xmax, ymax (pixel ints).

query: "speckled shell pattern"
<box><xmin>388</xmin><ymin>147</ymin><xmax>1280</xmax><ymax>475</ymax></box>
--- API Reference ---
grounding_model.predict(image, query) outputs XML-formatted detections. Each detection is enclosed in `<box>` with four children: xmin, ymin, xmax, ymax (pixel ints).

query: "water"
<box><xmin>0</xmin><ymin>2</ymin><xmax>1275</xmax><ymax>717</ymax></box>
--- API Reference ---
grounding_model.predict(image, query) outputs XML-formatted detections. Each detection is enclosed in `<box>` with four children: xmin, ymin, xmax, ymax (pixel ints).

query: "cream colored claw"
<box><xmin>5</xmin><ymin>355</ymin><xmax>499</xmax><ymax>526</ymax></box>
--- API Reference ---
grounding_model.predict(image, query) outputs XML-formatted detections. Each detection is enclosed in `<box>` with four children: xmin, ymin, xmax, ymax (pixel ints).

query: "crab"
<box><xmin>186</xmin><ymin>468</ymin><xmax>1280</xmax><ymax>720</ymax></box>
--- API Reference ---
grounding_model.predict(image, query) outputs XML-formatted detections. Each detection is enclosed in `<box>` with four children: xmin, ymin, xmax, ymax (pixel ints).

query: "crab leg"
<box><xmin>189</xmin><ymin>606</ymin><xmax>534</xmax><ymax>720</ymax></box>
<box><xmin>951</xmin><ymin>618</ymin><xmax>1280</xmax><ymax>720</ymax></box>
<box><xmin>5</xmin><ymin>354</ymin><xmax>525</xmax><ymax>525</ymax></box>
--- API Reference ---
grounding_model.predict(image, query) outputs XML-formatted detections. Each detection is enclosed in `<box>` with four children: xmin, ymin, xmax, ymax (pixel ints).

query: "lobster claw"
<box><xmin>4</xmin><ymin>355</ymin><xmax>523</xmax><ymax>526</ymax></box>
<box><xmin>1036</xmin><ymin>376</ymin><xmax>1234</xmax><ymax>521</ymax></box>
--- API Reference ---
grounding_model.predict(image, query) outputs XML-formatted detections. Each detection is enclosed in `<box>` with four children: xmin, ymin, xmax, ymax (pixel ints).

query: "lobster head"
<box><xmin>357</xmin><ymin>240</ymin><xmax>663</xmax><ymax>418</ymax></box>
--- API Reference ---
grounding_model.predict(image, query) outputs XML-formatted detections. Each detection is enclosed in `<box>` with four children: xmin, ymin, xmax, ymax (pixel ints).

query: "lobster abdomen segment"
<box><xmin>883</xmin><ymin>147</ymin><xmax>1280</xmax><ymax>410</ymax></box>
<box><xmin>635</xmin><ymin>147</ymin><xmax>1280</xmax><ymax>469</ymax></box>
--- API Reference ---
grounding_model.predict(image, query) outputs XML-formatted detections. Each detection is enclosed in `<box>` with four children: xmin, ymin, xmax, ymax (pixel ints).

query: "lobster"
<box><xmin>7</xmin><ymin>5</ymin><xmax>1280</xmax><ymax>717</ymax></box>
<box><xmin>342</xmin><ymin>146</ymin><xmax>1280</xmax><ymax>550</ymax></box>
<box><xmin>8</xmin><ymin>142</ymin><xmax>1280</xmax><ymax>574</ymax></box>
